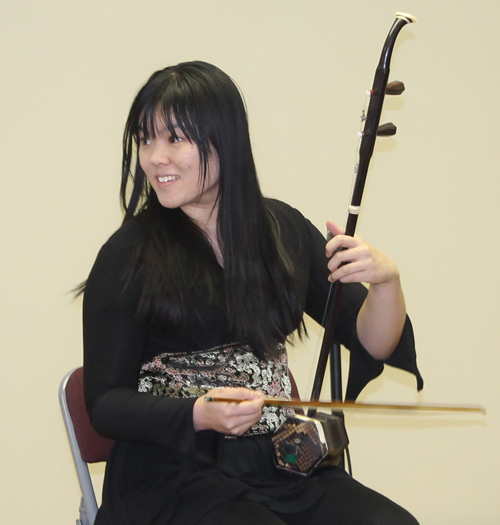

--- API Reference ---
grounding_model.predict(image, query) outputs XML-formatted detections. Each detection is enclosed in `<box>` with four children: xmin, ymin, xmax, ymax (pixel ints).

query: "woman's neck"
<box><xmin>183</xmin><ymin>203</ymin><xmax>222</xmax><ymax>265</ymax></box>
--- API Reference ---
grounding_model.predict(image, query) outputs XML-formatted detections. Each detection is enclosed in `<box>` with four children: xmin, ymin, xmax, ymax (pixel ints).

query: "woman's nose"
<box><xmin>150</xmin><ymin>140</ymin><xmax>171</xmax><ymax>166</ymax></box>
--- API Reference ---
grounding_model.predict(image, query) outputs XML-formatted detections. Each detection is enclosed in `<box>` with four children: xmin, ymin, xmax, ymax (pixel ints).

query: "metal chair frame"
<box><xmin>59</xmin><ymin>367</ymin><xmax>113</xmax><ymax>525</ymax></box>
<box><xmin>59</xmin><ymin>366</ymin><xmax>309</xmax><ymax>524</ymax></box>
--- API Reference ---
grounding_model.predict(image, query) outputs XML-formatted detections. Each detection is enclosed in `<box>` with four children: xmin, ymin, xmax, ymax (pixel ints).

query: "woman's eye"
<box><xmin>169</xmin><ymin>135</ymin><xmax>182</xmax><ymax>144</ymax></box>
<box><xmin>140</xmin><ymin>137</ymin><xmax>151</xmax><ymax>146</ymax></box>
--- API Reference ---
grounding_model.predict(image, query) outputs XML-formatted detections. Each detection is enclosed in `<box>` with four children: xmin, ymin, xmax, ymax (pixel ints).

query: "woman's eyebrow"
<box><xmin>137</xmin><ymin>119</ymin><xmax>183</xmax><ymax>137</ymax></box>
<box><xmin>137</xmin><ymin>124</ymin><xmax>178</xmax><ymax>134</ymax></box>
<box><xmin>158</xmin><ymin>122</ymin><xmax>182</xmax><ymax>133</ymax></box>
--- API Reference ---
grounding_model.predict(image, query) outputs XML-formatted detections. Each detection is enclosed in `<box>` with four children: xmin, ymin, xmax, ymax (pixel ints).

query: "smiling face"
<box><xmin>138</xmin><ymin>116</ymin><xmax>220</xmax><ymax>224</ymax></box>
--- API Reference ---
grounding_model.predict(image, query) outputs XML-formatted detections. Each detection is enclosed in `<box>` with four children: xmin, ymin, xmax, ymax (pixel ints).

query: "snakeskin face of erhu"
<box><xmin>272</xmin><ymin>414</ymin><xmax>348</xmax><ymax>477</ymax></box>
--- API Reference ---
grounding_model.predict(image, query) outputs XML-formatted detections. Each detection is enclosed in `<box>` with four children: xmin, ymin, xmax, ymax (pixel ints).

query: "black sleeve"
<box><xmin>83</xmin><ymin>222</ymin><xmax>198</xmax><ymax>455</ymax></box>
<box><xmin>269</xmin><ymin>199</ymin><xmax>423</xmax><ymax>400</ymax></box>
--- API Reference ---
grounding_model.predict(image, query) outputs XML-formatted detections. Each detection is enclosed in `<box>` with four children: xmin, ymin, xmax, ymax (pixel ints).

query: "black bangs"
<box><xmin>124</xmin><ymin>66</ymin><xmax>214</xmax><ymax>204</ymax></box>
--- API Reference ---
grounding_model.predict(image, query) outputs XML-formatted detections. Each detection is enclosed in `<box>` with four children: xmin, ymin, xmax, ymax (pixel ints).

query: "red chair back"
<box><xmin>65</xmin><ymin>367</ymin><xmax>114</xmax><ymax>463</ymax></box>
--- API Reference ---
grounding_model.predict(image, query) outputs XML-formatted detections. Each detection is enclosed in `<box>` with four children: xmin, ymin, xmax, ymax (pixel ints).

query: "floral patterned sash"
<box><xmin>138</xmin><ymin>342</ymin><xmax>295</xmax><ymax>436</ymax></box>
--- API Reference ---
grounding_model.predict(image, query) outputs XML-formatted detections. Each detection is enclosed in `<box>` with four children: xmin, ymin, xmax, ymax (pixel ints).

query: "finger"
<box><xmin>210</xmin><ymin>387</ymin><xmax>262</xmax><ymax>401</ymax></box>
<box><xmin>329</xmin><ymin>263</ymin><xmax>367</xmax><ymax>284</ymax></box>
<box><xmin>227</xmin><ymin>387</ymin><xmax>262</xmax><ymax>400</ymax></box>
<box><xmin>194</xmin><ymin>395</ymin><xmax>262</xmax><ymax>434</ymax></box>
<box><xmin>329</xmin><ymin>252</ymin><xmax>382</xmax><ymax>283</ymax></box>
<box><xmin>228</xmin><ymin>402</ymin><xmax>265</xmax><ymax>433</ymax></box>
<box><xmin>328</xmin><ymin>243</ymin><xmax>371</xmax><ymax>271</ymax></box>
<box><xmin>220</xmin><ymin>405</ymin><xmax>264</xmax><ymax>436</ymax></box>
<box><xmin>205</xmin><ymin>390</ymin><xmax>263</xmax><ymax>413</ymax></box>
<box><xmin>224</xmin><ymin>402</ymin><xmax>262</xmax><ymax>421</ymax></box>
<box><xmin>326</xmin><ymin>220</ymin><xmax>344</xmax><ymax>238</ymax></box>
<box><xmin>326</xmin><ymin>232</ymin><xmax>360</xmax><ymax>257</ymax></box>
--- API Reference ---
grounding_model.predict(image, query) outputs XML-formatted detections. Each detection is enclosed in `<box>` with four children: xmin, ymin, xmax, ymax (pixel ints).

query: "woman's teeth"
<box><xmin>157</xmin><ymin>175</ymin><xmax>179</xmax><ymax>183</ymax></box>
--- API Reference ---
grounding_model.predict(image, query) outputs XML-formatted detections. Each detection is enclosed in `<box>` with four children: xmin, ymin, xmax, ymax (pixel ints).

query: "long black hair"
<box><xmin>122</xmin><ymin>61</ymin><xmax>304</xmax><ymax>358</ymax></box>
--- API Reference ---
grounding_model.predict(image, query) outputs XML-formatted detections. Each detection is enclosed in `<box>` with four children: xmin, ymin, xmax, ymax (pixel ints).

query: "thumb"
<box><xmin>223</xmin><ymin>387</ymin><xmax>261</xmax><ymax>401</ymax></box>
<box><xmin>326</xmin><ymin>220</ymin><xmax>344</xmax><ymax>238</ymax></box>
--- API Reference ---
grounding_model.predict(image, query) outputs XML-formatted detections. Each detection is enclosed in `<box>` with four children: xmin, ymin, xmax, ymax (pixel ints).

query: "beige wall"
<box><xmin>1</xmin><ymin>0</ymin><xmax>499</xmax><ymax>523</ymax></box>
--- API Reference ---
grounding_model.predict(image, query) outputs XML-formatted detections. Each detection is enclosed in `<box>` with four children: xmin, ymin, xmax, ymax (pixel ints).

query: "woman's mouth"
<box><xmin>157</xmin><ymin>175</ymin><xmax>180</xmax><ymax>183</ymax></box>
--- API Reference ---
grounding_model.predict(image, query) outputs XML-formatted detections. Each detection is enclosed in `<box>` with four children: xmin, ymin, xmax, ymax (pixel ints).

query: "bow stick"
<box><xmin>308</xmin><ymin>12</ymin><xmax>417</xmax><ymax>417</ymax></box>
<box><xmin>204</xmin><ymin>396</ymin><xmax>485</xmax><ymax>415</ymax></box>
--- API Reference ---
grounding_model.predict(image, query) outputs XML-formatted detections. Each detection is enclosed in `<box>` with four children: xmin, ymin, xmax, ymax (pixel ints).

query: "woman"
<box><xmin>83</xmin><ymin>61</ymin><xmax>422</xmax><ymax>524</ymax></box>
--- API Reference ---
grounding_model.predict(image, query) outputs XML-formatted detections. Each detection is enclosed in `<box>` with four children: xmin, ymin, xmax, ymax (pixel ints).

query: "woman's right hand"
<box><xmin>193</xmin><ymin>387</ymin><xmax>264</xmax><ymax>435</ymax></box>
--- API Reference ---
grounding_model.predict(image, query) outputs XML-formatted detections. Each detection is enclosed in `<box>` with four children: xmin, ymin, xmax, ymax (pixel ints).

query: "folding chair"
<box><xmin>59</xmin><ymin>367</ymin><xmax>302</xmax><ymax>524</ymax></box>
<box><xmin>59</xmin><ymin>367</ymin><xmax>114</xmax><ymax>525</ymax></box>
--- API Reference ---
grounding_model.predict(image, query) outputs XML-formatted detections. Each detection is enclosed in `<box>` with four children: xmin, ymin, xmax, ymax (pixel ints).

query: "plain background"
<box><xmin>1</xmin><ymin>1</ymin><xmax>498</xmax><ymax>523</ymax></box>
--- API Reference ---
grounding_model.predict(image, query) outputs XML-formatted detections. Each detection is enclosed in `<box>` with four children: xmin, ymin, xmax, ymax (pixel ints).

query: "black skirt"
<box><xmin>96</xmin><ymin>431</ymin><xmax>327</xmax><ymax>525</ymax></box>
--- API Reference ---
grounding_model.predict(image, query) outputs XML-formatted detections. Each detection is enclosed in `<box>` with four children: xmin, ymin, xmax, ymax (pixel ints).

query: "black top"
<box><xmin>83</xmin><ymin>199</ymin><xmax>422</xmax><ymax>524</ymax></box>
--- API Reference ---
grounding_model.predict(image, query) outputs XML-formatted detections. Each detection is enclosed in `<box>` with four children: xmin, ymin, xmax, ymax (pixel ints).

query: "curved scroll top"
<box><xmin>395</xmin><ymin>12</ymin><xmax>417</xmax><ymax>24</ymax></box>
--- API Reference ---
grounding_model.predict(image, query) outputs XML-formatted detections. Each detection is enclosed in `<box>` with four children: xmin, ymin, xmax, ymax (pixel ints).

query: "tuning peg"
<box><xmin>377</xmin><ymin>123</ymin><xmax>397</xmax><ymax>136</ymax></box>
<box><xmin>386</xmin><ymin>81</ymin><xmax>405</xmax><ymax>95</ymax></box>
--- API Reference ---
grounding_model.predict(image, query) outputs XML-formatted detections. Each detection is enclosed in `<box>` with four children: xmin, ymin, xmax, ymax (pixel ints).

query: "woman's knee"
<box><xmin>197</xmin><ymin>500</ymin><xmax>286</xmax><ymax>525</ymax></box>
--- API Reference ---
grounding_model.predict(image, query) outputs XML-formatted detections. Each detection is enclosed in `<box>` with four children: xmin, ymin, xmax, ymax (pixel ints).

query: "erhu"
<box><xmin>273</xmin><ymin>11</ymin><xmax>485</xmax><ymax>477</ymax></box>
<box><xmin>207</xmin><ymin>12</ymin><xmax>485</xmax><ymax>477</ymax></box>
<box><xmin>274</xmin><ymin>11</ymin><xmax>421</xmax><ymax>477</ymax></box>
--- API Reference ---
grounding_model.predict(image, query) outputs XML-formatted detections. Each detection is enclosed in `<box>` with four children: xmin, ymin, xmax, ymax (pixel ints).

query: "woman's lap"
<box><xmin>276</xmin><ymin>468</ymin><xmax>419</xmax><ymax>525</ymax></box>
<box><xmin>198</xmin><ymin>500</ymin><xmax>287</xmax><ymax>525</ymax></box>
<box><xmin>198</xmin><ymin>469</ymin><xmax>419</xmax><ymax>525</ymax></box>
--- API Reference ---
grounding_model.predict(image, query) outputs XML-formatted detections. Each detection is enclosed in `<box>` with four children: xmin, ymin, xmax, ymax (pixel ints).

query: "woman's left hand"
<box><xmin>325</xmin><ymin>220</ymin><xmax>406</xmax><ymax>360</ymax></box>
<box><xmin>325</xmin><ymin>220</ymin><xmax>399</xmax><ymax>286</ymax></box>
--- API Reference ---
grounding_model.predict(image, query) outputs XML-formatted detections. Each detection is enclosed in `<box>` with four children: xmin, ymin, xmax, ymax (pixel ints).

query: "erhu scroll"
<box><xmin>309</xmin><ymin>12</ymin><xmax>417</xmax><ymax>416</ymax></box>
